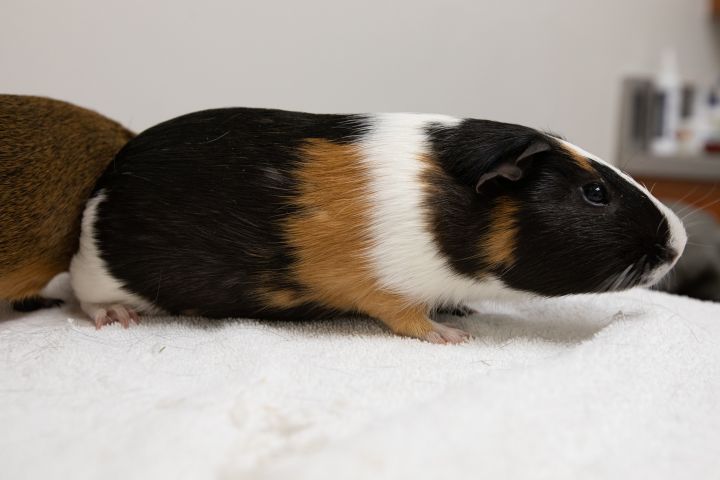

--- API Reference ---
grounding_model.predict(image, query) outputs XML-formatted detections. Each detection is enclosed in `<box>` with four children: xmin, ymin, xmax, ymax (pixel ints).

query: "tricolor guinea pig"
<box><xmin>69</xmin><ymin>108</ymin><xmax>686</xmax><ymax>343</ymax></box>
<box><xmin>0</xmin><ymin>95</ymin><xmax>133</xmax><ymax>311</ymax></box>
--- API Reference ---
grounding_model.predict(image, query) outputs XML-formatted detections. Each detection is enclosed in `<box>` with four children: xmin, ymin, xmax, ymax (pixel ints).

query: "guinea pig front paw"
<box><xmin>423</xmin><ymin>321</ymin><xmax>471</xmax><ymax>345</ymax></box>
<box><xmin>81</xmin><ymin>302</ymin><xmax>140</xmax><ymax>330</ymax></box>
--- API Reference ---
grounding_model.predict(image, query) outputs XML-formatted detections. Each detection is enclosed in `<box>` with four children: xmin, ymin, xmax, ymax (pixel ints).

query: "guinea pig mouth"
<box><xmin>641</xmin><ymin>244</ymin><xmax>683</xmax><ymax>286</ymax></box>
<box><xmin>600</xmin><ymin>247</ymin><xmax>680</xmax><ymax>292</ymax></box>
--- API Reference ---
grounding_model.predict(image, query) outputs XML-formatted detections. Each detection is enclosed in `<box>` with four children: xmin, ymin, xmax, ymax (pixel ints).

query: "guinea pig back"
<box><xmin>0</xmin><ymin>95</ymin><xmax>133</xmax><ymax>302</ymax></box>
<box><xmin>70</xmin><ymin>108</ymin><xmax>686</xmax><ymax>342</ymax></box>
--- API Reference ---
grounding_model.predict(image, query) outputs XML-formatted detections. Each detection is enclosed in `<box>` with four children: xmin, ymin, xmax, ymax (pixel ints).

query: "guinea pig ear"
<box><xmin>475</xmin><ymin>140</ymin><xmax>552</xmax><ymax>192</ymax></box>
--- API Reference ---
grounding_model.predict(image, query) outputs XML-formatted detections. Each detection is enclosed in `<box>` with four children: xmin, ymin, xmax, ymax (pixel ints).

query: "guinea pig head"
<box><xmin>450</xmin><ymin>127</ymin><xmax>688</xmax><ymax>296</ymax></box>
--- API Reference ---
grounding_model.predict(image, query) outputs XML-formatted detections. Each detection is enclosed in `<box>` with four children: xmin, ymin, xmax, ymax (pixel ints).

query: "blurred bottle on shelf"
<box><xmin>651</xmin><ymin>49</ymin><xmax>682</xmax><ymax>156</ymax></box>
<box><xmin>648</xmin><ymin>49</ymin><xmax>720</xmax><ymax>158</ymax></box>
<box><xmin>707</xmin><ymin>82</ymin><xmax>720</xmax><ymax>153</ymax></box>
<box><xmin>677</xmin><ymin>85</ymin><xmax>703</xmax><ymax>155</ymax></box>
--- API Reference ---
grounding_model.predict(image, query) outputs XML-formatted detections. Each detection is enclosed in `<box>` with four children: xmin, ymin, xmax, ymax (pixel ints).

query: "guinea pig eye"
<box><xmin>582</xmin><ymin>182</ymin><xmax>609</xmax><ymax>206</ymax></box>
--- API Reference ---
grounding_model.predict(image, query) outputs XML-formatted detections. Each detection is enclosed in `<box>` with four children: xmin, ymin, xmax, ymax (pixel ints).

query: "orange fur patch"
<box><xmin>274</xmin><ymin>138</ymin><xmax>433</xmax><ymax>337</ymax></box>
<box><xmin>561</xmin><ymin>143</ymin><xmax>594</xmax><ymax>172</ymax></box>
<box><xmin>0</xmin><ymin>260</ymin><xmax>64</xmax><ymax>300</ymax></box>
<box><xmin>485</xmin><ymin>198</ymin><xmax>520</xmax><ymax>267</ymax></box>
<box><xmin>256</xmin><ymin>286</ymin><xmax>308</xmax><ymax>310</ymax></box>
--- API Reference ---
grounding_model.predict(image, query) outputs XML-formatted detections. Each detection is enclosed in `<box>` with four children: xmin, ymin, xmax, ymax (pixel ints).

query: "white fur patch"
<box><xmin>359</xmin><ymin>113</ymin><xmax>525</xmax><ymax>307</ymax></box>
<box><xmin>69</xmin><ymin>191</ymin><xmax>158</xmax><ymax>316</ymax></box>
<box><xmin>560</xmin><ymin>140</ymin><xmax>688</xmax><ymax>285</ymax></box>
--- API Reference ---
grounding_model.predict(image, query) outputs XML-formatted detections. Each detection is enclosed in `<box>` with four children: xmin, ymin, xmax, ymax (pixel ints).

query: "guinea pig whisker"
<box><xmin>498</xmin><ymin>261</ymin><xmax>518</xmax><ymax>277</ymax></box>
<box><xmin>680</xmin><ymin>221</ymin><xmax>705</xmax><ymax>230</ymax></box>
<box><xmin>620</xmin><ymin>267</ymin><xmax>636</xmax><ymax>290</ymax></box>
<box><xmin>678</xmin><ymin>184</ymin><xmax>717</xmax><ymax>214</ymax></box>
<box><xmin>679</xmin><ymin>208</ymin><xmax>702</xmax><ymax>223</ymax></box>
<box><xmin>596</xmin><ymin>277</ymin><xmax>610</xmax><ymax>293</ymax></box>
<box><xmin>640</xmin><ymin>181</ymin><xmax>657</xmax><ymax>196</ymax></box>
<box><xmin>678</xmin><ymin>190</ymin><xmax>720</xmax><ymax>222</ymax></box>
<box><xmin>651</xmin><ymin>268</ymin><xmax>672</xmax><ymax>290</ymax></box>
<box><xmin>637</xmin><ymin>255</ymin><xmax>651</xmax><ymax>285</ymax></box>
<box><xmin>665</xmin><ymin>267</ymin><xmax>679</xmax><ymax>290</ymax></box>
<box><xmin>625</xmin><ymin>257</ymin><xmax>646</xmax><ymax>289</ymax></box>
<box><xmin>598</xmin><ymin>274</ymin><xmax>618</xmax><ymax>293</ymax></box>
<box><xmin>652</xmin><ymin>267</ymin><xmax>674</xmax><ymax>290</ymax></box>
<box><xmin>680</xmin><ymin>205</ymin><xmax>717</xmax><ymax>225</ymax></box>
<box><xmin>609</xmin><ymin>275</ymin><xmax>623</xmax><ymax>292</ymax></box>
<box><xmin>685</xmin><ymin>241</ymin><xmax>712</xmax><ymax>247</ymax></box>
<box><xmin>671</xmin><ymin>185</ymin><xmax>703</xmax><ymax>214</ymax></box>
<box><xmin>694</xmin><ymin>195</ymin><xmax>720</xmax><ymax>213</ymax></box>
<box><xmin>607</xmin><ymin>263</ymin><xmax>634</xmax><ymax>291</ymax></box>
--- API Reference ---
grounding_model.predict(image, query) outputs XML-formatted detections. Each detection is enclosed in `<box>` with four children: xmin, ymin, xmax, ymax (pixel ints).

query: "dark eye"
<box><xmin>582</xmin><ymin>182</ymin><xmax>609</xmax><ymax>205</ymax></box>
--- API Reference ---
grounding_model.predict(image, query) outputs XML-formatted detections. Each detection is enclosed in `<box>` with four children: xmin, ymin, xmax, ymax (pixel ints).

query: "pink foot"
<box><xmin>423</xmin><ymin>320</ymin><xmax>471</xmax><ymax>345</ymax></box>
<box><xmin>88</xmin><ymin>304</ymin><xmax>140</xmax><ymax>329</ymax></box>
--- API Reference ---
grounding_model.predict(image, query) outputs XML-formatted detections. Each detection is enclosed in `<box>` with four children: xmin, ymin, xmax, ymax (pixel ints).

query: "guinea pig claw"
<box><xmin>90</xmin><ymin>304</ymin><xmax>140</xmax><ymax>329</ymax></box>
<box><xmin>93</xmin><ymin>309</ymin><xmax>111</xmax><ymax>330</ymax></box>
<box><xmin>128</xmin><ymin>309</ymin><xmax>140</xmax><ymax>325</ymax></box>
<box><xmin>110</xmin><ymin>307</ymin><xmax>131</xmax><ymax>328</ymax></box>
<box><xmin>423</xmin><ymin>321</ymin><xmax>471</xmax><ymax>345</ymax></box>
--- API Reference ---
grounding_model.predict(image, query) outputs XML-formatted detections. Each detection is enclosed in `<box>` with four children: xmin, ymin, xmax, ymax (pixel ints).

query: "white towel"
<box><xmin>1</xmin><ymin>276</ymin><xmax>719</xmax><ymax>480</ymax></box>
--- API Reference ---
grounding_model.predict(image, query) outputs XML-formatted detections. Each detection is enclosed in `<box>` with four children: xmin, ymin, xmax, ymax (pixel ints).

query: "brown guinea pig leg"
<box><xmin>355</xmin><ymin>291</ymin><xmax>471</xmax><ymax>344</ymax></box>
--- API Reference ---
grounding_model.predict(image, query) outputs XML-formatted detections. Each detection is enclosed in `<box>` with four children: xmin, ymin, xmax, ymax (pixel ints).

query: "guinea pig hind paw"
<box><xmin>82</xmin><ymin>302</ymin><xmax>140</xmax><ymax>329</ymax></box>
<box><xmin>423</xmin><ymin>321</ymin><xmax>471</xmax><ymax>345</ymax></box>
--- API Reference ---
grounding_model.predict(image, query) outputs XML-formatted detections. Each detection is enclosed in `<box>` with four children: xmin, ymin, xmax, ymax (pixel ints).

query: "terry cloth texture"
<box><xmin>1</xmin><ymin>275</ymin><xmax>719</xmax><ymax>480</ymax></box>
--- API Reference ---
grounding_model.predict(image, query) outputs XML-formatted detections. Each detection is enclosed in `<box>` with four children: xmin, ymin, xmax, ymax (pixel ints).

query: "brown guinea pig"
<box><xmin>0</xmin><ymin>95</ymin><xmax>133</xmax><ymax>310</ymax></box>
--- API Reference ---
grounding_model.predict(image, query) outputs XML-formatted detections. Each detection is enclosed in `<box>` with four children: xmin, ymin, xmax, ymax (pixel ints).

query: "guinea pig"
<box><xmin>0</xmin><ymin>95</ymin><xmax>133</xmax><ymax>310</ymax></box>
<box><xmin>69</xmin><ymin>108</ymin><xmax>687</xmax><ymax>342</ymax></box>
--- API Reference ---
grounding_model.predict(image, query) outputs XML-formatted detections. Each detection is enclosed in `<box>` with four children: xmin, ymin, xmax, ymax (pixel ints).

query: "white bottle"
<box><xmin>651</xmin><ymin>49</ymin><xmax>681</xmax><ymax>157</ymax></box>
<box><xmin>707</xmin><ymin>82</ymin><xmax>720</xmax><ymax>148</ymax></box>
<box><xmin>678</xmin><ymin>85</ymin><xmax>708</xmax><ymax>156</ymax></box>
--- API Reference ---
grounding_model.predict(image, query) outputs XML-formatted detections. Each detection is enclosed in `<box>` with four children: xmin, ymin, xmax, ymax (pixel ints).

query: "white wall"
<box><xmin>1</xmin><ymin>0</ymin><xmax>718</xmax><ymax>162</ymax></box>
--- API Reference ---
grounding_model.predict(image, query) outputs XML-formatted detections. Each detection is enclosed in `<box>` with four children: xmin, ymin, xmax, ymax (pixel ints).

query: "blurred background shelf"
<box><xmin>618</xmin><ymin>76</ymin><xmax>720</xmax><ymax>220</ymax></box>
<box><xmin>623</xmin><ymin>154</ymin><xmax>720</xmax><ymax>181</ymax></box>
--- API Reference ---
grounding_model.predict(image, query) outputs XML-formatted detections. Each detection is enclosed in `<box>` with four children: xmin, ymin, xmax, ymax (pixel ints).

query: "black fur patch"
<box><xmin>93</xmin><ymin>108</ymin><xmax>368</xmax><ymax>318</ymax></box>
<box><xmin>425</xmin><ymin>119</ymin><xmax>557</xmax><ymax>277</ymax></box>
<box><xmin>427</xmin><ymin>120</ymin><xmax>672</xmax><ymax>295</ymax></box>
